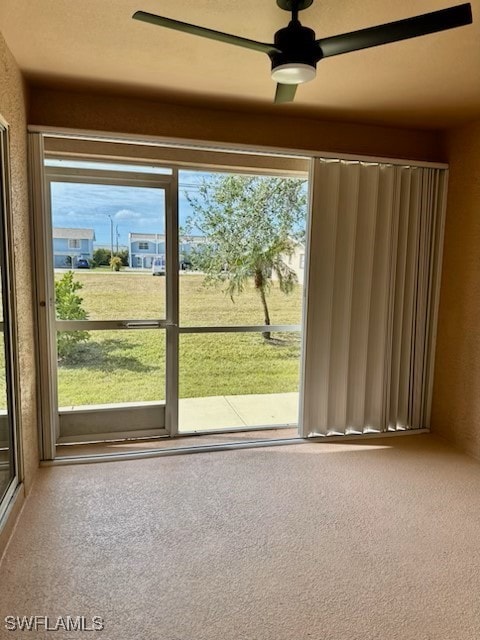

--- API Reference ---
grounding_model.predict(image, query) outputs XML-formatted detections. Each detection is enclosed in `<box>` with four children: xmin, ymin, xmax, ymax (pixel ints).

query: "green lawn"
<box><xmin>56</xmin><ymin>271</ymin><xmax>303</xmax><ymax>407</ymax></box>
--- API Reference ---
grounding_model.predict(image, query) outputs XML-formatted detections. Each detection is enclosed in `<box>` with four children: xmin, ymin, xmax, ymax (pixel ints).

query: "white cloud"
<box><xmin>63</xmin><ymin>211</ymin><xmax>97</xmax><ymax>223</ymax></box>
<box><xmin>114</xmin><ymin>209</ymin><xmax>142</xmax><ymax>220</ymax></box>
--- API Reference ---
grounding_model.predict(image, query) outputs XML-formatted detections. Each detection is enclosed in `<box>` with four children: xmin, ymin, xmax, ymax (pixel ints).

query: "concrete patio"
<box><xmin>179</xmin><ymin>391</ymin><xmax>299</xmax><ymax>432</ymax></box>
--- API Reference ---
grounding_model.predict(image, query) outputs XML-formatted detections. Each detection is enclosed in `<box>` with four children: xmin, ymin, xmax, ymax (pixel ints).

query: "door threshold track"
<box><xmin>43</xmin><ymin>429</ymin><xmax>429</xmax><ymax>466</ymax></box>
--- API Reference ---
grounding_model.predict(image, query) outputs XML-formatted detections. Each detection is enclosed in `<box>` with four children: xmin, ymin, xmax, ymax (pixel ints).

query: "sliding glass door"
<box><xmin>44</xmin><ymin>160</ymin><xmax>176</xmax><ymax>442</ymax></box>
<box><xmin>32</xmin><ymin>134</ymin><xmax>447</xmax><ymax>452</ymax></box>
<box><xmin>38</xmin><ymin>154</ymin><xmax>309</xmax><ymax>446</ymax></box>
<box><xmin>27</xmin><ymin>129</ymin><xmax>314</xmax><ymax>453</ymax></box>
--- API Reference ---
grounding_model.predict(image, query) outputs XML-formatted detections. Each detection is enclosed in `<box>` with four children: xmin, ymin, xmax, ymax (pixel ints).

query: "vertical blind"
<box><xmin>301</xmin><ymin>159</ymin><xmax>447</xmax><ymax>437</ymax></box>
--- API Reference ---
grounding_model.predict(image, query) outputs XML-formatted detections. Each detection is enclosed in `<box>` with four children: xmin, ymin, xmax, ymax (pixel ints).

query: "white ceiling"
<box><xmin>1</xmin><ymin>0</ymin><xmax>479</xmax><ymax>128</ymax></box>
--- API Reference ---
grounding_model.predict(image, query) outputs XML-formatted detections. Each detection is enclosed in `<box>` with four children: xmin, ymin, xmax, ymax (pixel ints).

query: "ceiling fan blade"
<box><xmin>275</xmin><ymin>83</ymin><xmax>297</xmax><ymax>104</ymax></box>
<box><xmin>317</xmin><ymin>3</ymin><xmax>472</xmax><ymax>58</ymax></box>
<box><xmin>133</xmin><ymin>11</ymin><xmax>280</xmax><ymax>55</ymax></box>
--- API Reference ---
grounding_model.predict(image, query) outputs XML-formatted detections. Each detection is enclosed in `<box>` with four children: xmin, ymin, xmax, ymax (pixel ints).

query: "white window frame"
<box><xmin>68</xmin><ymin>238</ymin><xmax>81</xmax><ymax>249</ymax></box>
<box><xmin>138</xmin><ymin>241</ymin><xmax>149</xmax><ymax>250</ymax></box>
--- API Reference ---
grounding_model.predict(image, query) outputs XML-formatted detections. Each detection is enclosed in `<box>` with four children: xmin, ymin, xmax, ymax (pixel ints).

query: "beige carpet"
<box><xmin>1</xmin><ymin>435</ymin><xmax>480</xmax><ymax>639</ymax></box>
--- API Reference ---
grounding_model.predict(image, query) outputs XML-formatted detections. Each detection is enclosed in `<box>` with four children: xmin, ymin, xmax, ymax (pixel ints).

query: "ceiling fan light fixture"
<box><xmin>271</xmin><ymin>63</ymin><xmax>316</xmax><ymax>84</ymax></box>
<box><xmin>133</xmin><ymin>2</ymin><xmax>473</xmax><ymax>104</ymax></box>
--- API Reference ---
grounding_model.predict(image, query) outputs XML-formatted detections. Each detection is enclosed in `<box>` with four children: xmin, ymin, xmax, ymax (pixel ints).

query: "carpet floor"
<box><xmin>1</xmin><ymin>434</ymin><xmax>480</xmax><ymax>639</ymax></box>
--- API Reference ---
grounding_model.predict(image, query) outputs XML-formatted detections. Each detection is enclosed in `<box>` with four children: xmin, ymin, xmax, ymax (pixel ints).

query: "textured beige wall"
<box><xmin>431</xmin><ymin>119</ymin><xmax>480</xmax><ymax>460</ymax></box>
<box><xmin>0</xmin><ymin>33</ymin><xmax>38</xmax><ymax>493</ymax></box>
<box><xmin>29</xmin><ymin>86</ymin><xmax>444</xmax><ymax>162</ymax></box>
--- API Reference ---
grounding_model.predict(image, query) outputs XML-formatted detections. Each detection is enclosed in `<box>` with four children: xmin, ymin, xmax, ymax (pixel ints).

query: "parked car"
<box><xmin>180</xmin><ymin>259</ymin><xmax>192</xmax><ymax>271</ymax></box>
<box><xmin>76</xmin><ymin>258</ymin><xmax>90</xmax><ymax>269</ymax></box>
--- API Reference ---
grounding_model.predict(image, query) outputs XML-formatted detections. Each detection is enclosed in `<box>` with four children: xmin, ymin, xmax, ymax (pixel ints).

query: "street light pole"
<box><xmin>106</xmin><ymin>214</ymin><xmax>114</xmax><ymax>259</ymax></box>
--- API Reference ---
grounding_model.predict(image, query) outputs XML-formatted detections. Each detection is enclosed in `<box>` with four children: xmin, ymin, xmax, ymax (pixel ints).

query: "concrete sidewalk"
<box><xmin>178</xmin><ymin>391</ymin><xmax>299</xmax><ymax>432</ymax></box>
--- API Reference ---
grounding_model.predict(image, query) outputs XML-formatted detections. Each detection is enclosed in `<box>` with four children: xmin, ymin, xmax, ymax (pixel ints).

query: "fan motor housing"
<box><xmin>276</xmin><ymin>0</ymin><xmax>314</xmax><ymax>11</ymax></box>
<box><xmin>271</xmin><ymin>23</ymin><xmax>321</xmax><ymax>70</ymax></box>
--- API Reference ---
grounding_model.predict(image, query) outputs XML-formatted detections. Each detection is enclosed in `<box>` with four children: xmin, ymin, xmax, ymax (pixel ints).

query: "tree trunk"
<box><xmin>255</xmin><ymin>269</ymin><xmax>271</xmax><ymax>340</ymax></box>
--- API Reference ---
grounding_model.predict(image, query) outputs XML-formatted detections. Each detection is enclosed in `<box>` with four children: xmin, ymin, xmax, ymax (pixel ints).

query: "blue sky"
<box><xmin>50</xmin><ymin>170</ymin><xmax>208</xmax><ymax>246</ymax></box>
<box><xmin>50</xmin><ymin>165</ymin><xmax>308</xmax><ymax>246</ymax></box>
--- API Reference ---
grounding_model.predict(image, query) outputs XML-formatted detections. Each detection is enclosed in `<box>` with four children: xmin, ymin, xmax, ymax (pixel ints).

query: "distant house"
<box><xmin>128</xmin><ymin>232</ymin><xmax>204</xmax><ymax>269</ymax></box>
<box><xmin>128</xmin><ymin>233</ymin><xmax>165</xmax><ymax>269</ymax></box>
<box><xmin>179</xmin><ymin>235</ymin><xmax>205</xmax><ymax>265</ymax></box>
<box><xmin>53</xmin><ymin>227</ymin><xmax>95</xmax><ymax>268</ymax></box>
<box><xmin>275</xmin><ymin>242</ymin><xmax>305</xmax><ymax>285</ymax></box>
<box><xmin>288</xmin><ymin>243</ymin><xmax>306</xmax><ymax>284</ymax></box>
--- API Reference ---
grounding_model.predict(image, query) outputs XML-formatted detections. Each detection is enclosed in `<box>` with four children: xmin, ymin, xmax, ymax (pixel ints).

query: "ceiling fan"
<box><xmin>133</xmin><ymin>0</ymin><xmax>473</xmax><ymax>104</ymax></box>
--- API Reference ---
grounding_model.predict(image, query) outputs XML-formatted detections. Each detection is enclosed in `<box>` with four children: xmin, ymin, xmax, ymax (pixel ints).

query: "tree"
<box><xmin>93</xmin><ymin>248</ymin><xmax>129</xmax><ymax>268</ymax></box>
<box><xmin>185</xmin><ymin>174</ymin><xmax>306</xmax><ymax>339</ymax></box>
<box><xmin>55</xmin><ymin>271</ymin><xmax>89</xmax><ymax>359</ymax></box>
<box><xmin>110</xmin><ymin>256</ymin><xmax>122</xmax><ymax>271</ymax></box>
<box><xmin>92</xmin><ymin>248</ymin><xmax>111</xmax><ymax>267</ymax></box>
<box><xmin>117</xmin><ymin>249</ymin><xmax>129</xmax><ymax>267</ymax></box>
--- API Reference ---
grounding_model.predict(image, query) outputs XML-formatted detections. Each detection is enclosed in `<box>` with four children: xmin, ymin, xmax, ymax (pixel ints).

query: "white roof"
<box><xmin>129</xmin><ymin>233</ymin><xmax>165</xmax><ymax>242</ymax></box>
<box><xmin>53</xmin><ymin>227</ymin><xmax>95</xmax><ymax>240</ymax></box>
<box><xmin>129</xmin><ymin>232</ymin><xmax>204</xmax><ymax>243</ymax></box>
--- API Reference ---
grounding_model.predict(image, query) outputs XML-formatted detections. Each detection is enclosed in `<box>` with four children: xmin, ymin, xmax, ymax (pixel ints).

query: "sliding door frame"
<box><xmin>30</xmin><ymin>134</ymin><xmax>310</xmax><ymax>455</ymax></box>
<box><xmin>0</xmin><ymin>117</ymin><xmax>22</xmax><ymax>521</ymax></box>
<box><xmin>36</xmin><ymin>160</ymin><xmax>178</xmax><ymax>452</ymax></box>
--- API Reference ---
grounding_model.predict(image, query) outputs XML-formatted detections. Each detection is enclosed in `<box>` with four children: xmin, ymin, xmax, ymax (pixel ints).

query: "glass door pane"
<box><xmin>57</xmin><ymin>329</ymin><xmax>166</xmax><ymax>407</ymax></box>
<box><xmin>177</xmin><ymin>168</ymin><xmax>308</xmax><ymax>433</ymax></box>
<box><xmin>50</xmin><ymin>182</ymin><xmax>166</xmax><ymax>320</ymax></box>
<box><xmin>48</xmin><ymin>173</ymin><xmax>171</xmax><ymax>440</ymax></box>
<box><xmin>179</xmin><ymin>331</ymin><xmax>301</xmax><ymax>432</ymax></box>
<box><xmin>178</xmin><ymin>170</ymin><xmax>306</xmax><ymax>327</ymax></box>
